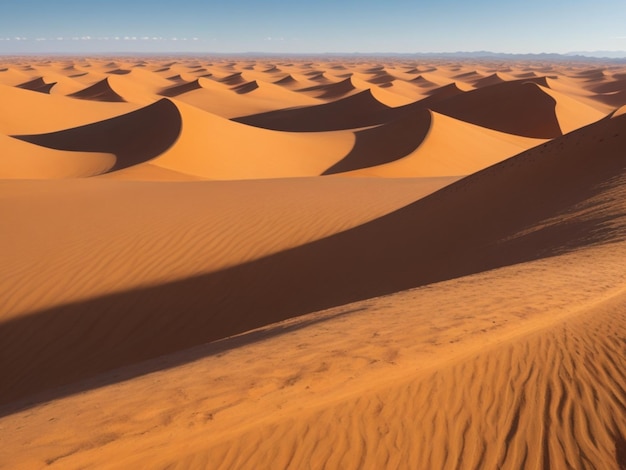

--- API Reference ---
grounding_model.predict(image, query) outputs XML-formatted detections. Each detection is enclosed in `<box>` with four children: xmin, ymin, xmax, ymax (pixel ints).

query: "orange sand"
<box><xmin>1</xmin><ymin>56</ymin><xmax>625</xmax><ymax>469</ymax></box>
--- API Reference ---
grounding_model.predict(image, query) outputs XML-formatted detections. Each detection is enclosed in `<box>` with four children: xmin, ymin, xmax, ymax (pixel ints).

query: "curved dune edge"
<box><xmin>471</xmin><ymin>72</ymin><xmax>507</xmax><ymax>88</ymax></box>
<box><xmin>233</xmin><ymin>89</ymin><xmax>394</xmax><ymax>131</ymax></box>
<box><xmin>614</xmin><ymin>105</ymin><xmax>626</xmax><ymax>117</ymax></box>
<box><xmin>12</xmin><ymin>99</ymin><xmax>182</xmax><ymax>172</ymax></box>
<box><xmin>340</xmin><ymin>110</ymin><xmax>544</xmax><ymax>177</ymax></box>
<box><xmin>540</xmin><ymin>85</ymin><xmax>607</xmax><ymax>133</ymax></box>
<box><xmin>430</xmin><ymin>80</ymin><xmax>564</xmax><ymax>138</ymax></box>
<box><xmin>166</xmin><ymin>77</ymin><xmax>322</xmax><ymax>119</ymax></box>
<box><xmin>69</xmin><ymin>77</ymin><xmax>126</xmax><ymax>102</ymax></box>
<box><xmin>69</xmin><ymin>75</ymin><xmax>159</xmax><ymax>105</ymax></box>
<box><xmin>374</xmin><ymin>79</ymin><xmax>433</xmax><ymax>101</ymax></box>
<box><xmin>0</xmin><ymin>134</ymin><xmax>116</xmax><ymax>179</ymax></box>
<box><xmin>99</xmin><ymin>162</ymin><xmax>203</xmax><ymax>181</ymax></box>
<box><xmin>150</xmin><ymin>100</ymin><xmax>354</xmax><ymax>179</ymax></box>
<box><xmin>0</xmin><ymin>176</ymin><xmax>457</xmax><ymax>322</ymax></box>
<box><xmin>295</xmin><ymin>76</ymin><xmax>361</xmax><ymax>100</ymax></box>
<box><xmin>0</xmin><ymin>82</ymin><xmax>139</xmax><ymax>134</ymax></box>
<box><xmin>16</xmin><ymin>77</ymin><xmax>55</xmax><ymax>94</ymax></box>
<box><xmin>323</xmin><ymin>108</ymin><xmax>432</xmax><ymax>175</ymax></box>
<box><xmin>0</xmin><ymin>67</ymin><xmax>32</xmax><ymax>86</ymax></box>
<box><xmin>342</xmin><ymin>75</ymin><xmax>416</xmax><ymax>107</ymax></box>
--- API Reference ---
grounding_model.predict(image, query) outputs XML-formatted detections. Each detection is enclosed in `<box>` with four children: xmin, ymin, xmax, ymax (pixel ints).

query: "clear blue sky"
<box><xmin>0</xmin><ymin>0</ymin><xmax>625</xmax><ymax>55</ymax></box>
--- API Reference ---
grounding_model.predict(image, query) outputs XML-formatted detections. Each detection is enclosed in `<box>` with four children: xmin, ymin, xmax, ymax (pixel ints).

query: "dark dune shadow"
<box><xmin>453</xmin><ymin>70</ymin><xmax>483</xmax><ymax>80</ymax></box>
<box><xmin>430</xmin><ymin>79</ymin><xmax>562</xmax><ymax>138</ymax></box>
<box><xmin>0</xmin><ymin>306</ymin><xmax>366</xmax><ymax>417</ymax></box>
<box><xmin>1</xmin><ymin>114</ymin><xmax>625</xmax><ymax>411</ymax></box>
<box><xmin>159</xmin><ymin>79</ymin><xmax>202</xmax><ymax>97</ymax></box>
<box><xmin>616</xmin><ymin>431</ymin><xmax>626</xmax><ymax>470</ymax></box>
<box><xmin>417</xmin><ymin>82</ymin><xmax>466</xmax><ymax>106</ymax></box>
<box><xmin>472</xmin><ymin>73</ymin><xmax>506</xmax><ymax>88</ymax></box>
<box><xmin>233</xmin><ymin>81</ymin><xmax>259</xmax><ymax>94</ymax></box>
<box><xmin>16</xmin><ymin>77</ymin><xmax>56</xmax><ymax>94</ymax></box>
<box><xmin>12</xmin><ymin>99</ymin><xmax>182</xmax><ymax>171</ymax></box>
<box><xmin>233</xmin><ymin>76</ymin><xmax>557</xmax><ymax>135</ymax></box>
<box><xmin>410</xmin><ymin>75</ymin><xmax>438</xmax><ymax>87</ymax></box>
<box><xmin>274</xmin><ymin>74</ymin><xmax>298</xmax><ymax>86</ymax></box>
<box><xmin>303</xmin><ymin>71</ymin><xmax>330</xmax><ymax>83</ymax></box>
<box><xmin>590</xmin><ymin>78</ymin><xmax>626</xmax><ymax>94</ymax></box>
<box><xmin>218</xmin><ymin>72</ymin><xmax>246</xmax><ymax>86</ymax></box>
<box><xmin>298</xmin><ymin>76</ymin><xmax>358</xmax><ymax>100</ymax></box>
<box><xmin>232</xmin><ymin>89</ymin><xmax>397</xmax><ymax>131</ymax></box>
<box><xmin>69</xmin><ymin>78</ymin><xmax>125</xmax><ymax>102</ymax></box>
<box><xmin>323</xmin><ymin>108</ymin><xmax>432</xmax><ymax>174</ymax></box>
<box><xmin>107</xmin><ymin>69</ymin><xmax>131</xmax><ymax>75</ymax></box>
<box><xmin>367</xmin><ymin>73</ymin><xmax>396</xmax><ymax>85</ymax></box>
<box><xmin>592</xmin><ymin>90</ymin><xmax>626</xmax><ymax>108</ymax></box>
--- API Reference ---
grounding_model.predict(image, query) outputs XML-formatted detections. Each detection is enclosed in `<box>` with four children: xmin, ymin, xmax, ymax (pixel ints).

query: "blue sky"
<box><xmin>0</xmin><ymin>0</ymin><xmax>625</xmax><ymax>54</ymax></box>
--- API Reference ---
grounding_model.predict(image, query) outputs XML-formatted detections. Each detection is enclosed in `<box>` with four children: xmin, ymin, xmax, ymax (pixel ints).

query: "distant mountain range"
<box><xmin>565</xmin><ymin>51</ymin><xmax>626</xmax><ymax>59</ymax></box>
<box><xmin>230</xmin><ymin>51</ymin><xmax>626</xmax><ymax>62</ymax></box>
<box><xmin>442</xmin><ymin>50</ymin><xmax>626</xmax><ymax>60</ymax></box>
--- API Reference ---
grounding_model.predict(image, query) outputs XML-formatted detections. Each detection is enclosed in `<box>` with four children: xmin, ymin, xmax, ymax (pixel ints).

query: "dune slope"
<box><xmin>13</xmin><ymin>99</ymin><xmax>182</xmax><ymax>171</ymax></box>
<box><xmin>1</xmin><ymin>111</ymin><xmax>624</xmax><ymax>405</ymax></box>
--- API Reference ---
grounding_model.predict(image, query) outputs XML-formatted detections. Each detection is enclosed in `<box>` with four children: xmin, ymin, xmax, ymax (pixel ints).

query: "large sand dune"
<box><xmin>1</xmin><ymin>56</ymin><xmax>625</xmax><ymax>469</ymax></box>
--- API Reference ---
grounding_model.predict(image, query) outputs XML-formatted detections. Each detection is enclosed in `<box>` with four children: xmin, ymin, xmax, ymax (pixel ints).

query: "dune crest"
<box><xmin>69</xmin><ymin>77</ymin><xmax>126</xmax><ymax>102</ymax></box>
<box><xmin>13</xmin><ymin>98</ymin><xmax>182</xmax><ymax>172</ymax></box>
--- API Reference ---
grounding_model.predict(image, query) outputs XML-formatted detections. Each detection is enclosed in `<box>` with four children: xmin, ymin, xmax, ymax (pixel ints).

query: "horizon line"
<box><xmin>1</xmin><ymin>50</ymin><xmax>626</xmax><ymax>59</ymax></box>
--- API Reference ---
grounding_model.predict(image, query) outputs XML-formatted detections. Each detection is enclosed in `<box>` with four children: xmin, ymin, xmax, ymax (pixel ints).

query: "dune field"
<box><xmin>1</xmin><ymin>56</ymin><xmax>626</xmax><ymax>469</ymax></box>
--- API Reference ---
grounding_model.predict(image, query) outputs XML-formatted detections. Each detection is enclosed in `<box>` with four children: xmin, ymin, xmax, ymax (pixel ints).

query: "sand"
<box><xmin>1</xmin><ymin>56</ymin><xmax>626</xmax><ymax>469</ymax></box>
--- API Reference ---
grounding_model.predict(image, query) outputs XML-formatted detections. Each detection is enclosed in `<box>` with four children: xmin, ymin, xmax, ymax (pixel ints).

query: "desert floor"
<box><xmin>1</xmin><ymin>56</ymin><xmax>626</xmax><ymax>469</ymax></box>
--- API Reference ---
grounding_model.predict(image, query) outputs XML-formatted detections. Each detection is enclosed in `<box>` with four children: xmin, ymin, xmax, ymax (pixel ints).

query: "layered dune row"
<box><xmin>1</xmin><ymin>57</ymin><xmax>626</xmax><ymax>469</ymax></box>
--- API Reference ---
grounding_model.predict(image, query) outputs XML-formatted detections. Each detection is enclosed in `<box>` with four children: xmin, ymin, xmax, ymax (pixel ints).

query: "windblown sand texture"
<box><xmin>1</xmin><ymin>56</ymin><xmax>626</xmax><ymax>469</ymax></box>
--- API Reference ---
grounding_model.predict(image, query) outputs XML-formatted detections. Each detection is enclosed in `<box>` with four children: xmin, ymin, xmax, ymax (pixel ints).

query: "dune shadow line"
<box><xmin>12</xmin><ymin>98</ymin><xmax>182</xmax><ymax>171</ymax></box>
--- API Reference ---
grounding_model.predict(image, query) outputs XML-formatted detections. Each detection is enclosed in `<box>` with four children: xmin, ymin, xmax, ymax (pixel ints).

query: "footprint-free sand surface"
<box><xmin>1</xmin><ymin>56</ymin><xmax>626</xmax><ymax>469</ymax></box>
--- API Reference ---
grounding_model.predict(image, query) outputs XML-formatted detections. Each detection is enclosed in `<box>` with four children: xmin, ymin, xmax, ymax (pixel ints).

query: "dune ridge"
<box><xmin>69</xmin><ymin>77</ymin><xmax>126</xmax><ymax>102</ymax></box>
<box><xmin>13</xmin><ymin>98</ymin><xmax>182</xmax><ymax>172</ymax></box>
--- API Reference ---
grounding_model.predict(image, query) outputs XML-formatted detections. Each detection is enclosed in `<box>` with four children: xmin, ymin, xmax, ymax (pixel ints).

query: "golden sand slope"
<box><xmin>1</xmin><ymin>57</ymin><xmax>626</xmax><ymax>470</ymax></box>
<box><xmin>1</xmin><ymin>241</ymin><xmax>624</xmax><ymax>469</ymax></box>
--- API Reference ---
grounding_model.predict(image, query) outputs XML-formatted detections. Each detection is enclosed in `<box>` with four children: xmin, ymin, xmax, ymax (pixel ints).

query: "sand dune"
<box><xmin>69</xmin><ymin>77</ymin><xmax>126</xmax><ymax>102</ymax></box>
<box><xmin>234</xmin><ymin>89</ymin><xmax>395</xmax><ymax>131</ymax></box>
<box><xmin>0</xmin><ymin>133</ymin><xmax>116</xmax><ymax>179</ymax></box>
<box><xmin>297</xmin><ymin>76</ymin><xmax>361</xmax><ymax>100</ymax></box>
<box><xmin>337</xmin><ymin>110</ymin><xmax>544</xmax><ymax>177</ymax></box>
<box><xmin>273</xmin><ymin>73</ymin><xmax>299</xmax><ymax>87</ymax></box>
<box><xmin>16</xmin><ymin>77</ymin><xmax>55</xmax><ymax>94</ymax></box>
<box><xmin>71</xmin><ymin>74</ymin><xmax>158</xmax><ymax>104</ymax></box>
<box><xmin>472</xmin><ymin>72</ymin><xmax>507</xmax><ymax>88</ymax></box>
<box><xmin>1</xmin><ymin>57</ymin><xmax>625</xmax><ymax>469</ymax></box>
<box><xmin>13</xmin><ymin>99</ymin><xmax>181</xmax><ymax>172</ymax></box>
<box><xmin>148</xmin><ymin>100</ymin><xmax>353</xmax><ymax>178</ymax></box>
<box><xmin>168</xmin><ymin>76</ymin><xmax>322</xmax><ymax>119</ymax></box>
<box><xmin>430</xmin><ymin>79</ymin><xmax>601</xmax><ymax>137</ymax></box>
<box><xmin>0</xmin><ymin>82</ymin><xmax>139</xmax><ymax>134</ymax></box>
<box><xmin>323</xmin><ymin>108</ymin><xmax>433</xmax><ymax>174</ymax></box>
<box><xmin>409</xmin><ymin>74</ymin><xmax>439</xmax><ymax>87</ymax></box>
<box><xmin>159</xmin><ymin>78</ymin><xmax>204</xmax><ymax>97</ymax></box>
